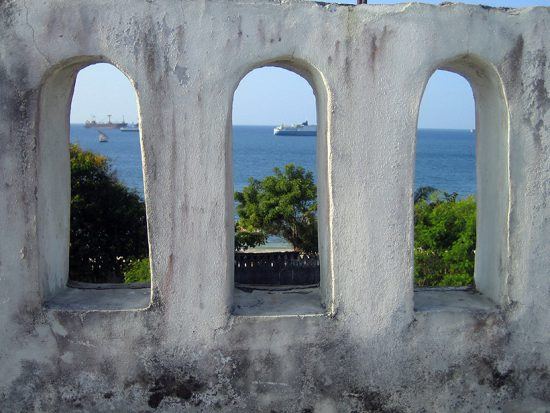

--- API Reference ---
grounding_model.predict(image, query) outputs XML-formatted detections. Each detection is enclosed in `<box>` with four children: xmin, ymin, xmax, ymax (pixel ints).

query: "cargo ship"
<box><xmin>273</xmin><ymin>120</ymin><xmax>316</xmax><ymax>136</ymax></box>
<box><xmin>84</xmin><ymin>115</ymin><xmax>127</xmax><ymax>129</ymax></box>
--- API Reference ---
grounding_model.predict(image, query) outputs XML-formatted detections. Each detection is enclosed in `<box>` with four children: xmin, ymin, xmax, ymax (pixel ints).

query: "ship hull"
<box><xmin>85</xmin><ymin>123</ymin><xmax>127</xmax><ymax>129</ymax></box>
<box><xmin>274</xmin><ymin>130</ymin><xmax>316</xmax><ymax>136</ymax></box>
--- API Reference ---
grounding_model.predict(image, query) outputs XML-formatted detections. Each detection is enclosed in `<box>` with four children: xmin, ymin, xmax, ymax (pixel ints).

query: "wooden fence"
<box><xmin>234</xmin><ymin>252</ymin><xmax>320</xmax><ymax>285</ymax></box>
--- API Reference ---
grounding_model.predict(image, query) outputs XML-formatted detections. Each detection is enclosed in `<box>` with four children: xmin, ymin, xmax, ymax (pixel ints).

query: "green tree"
<box><xmin>234</xmin><ymin>223</ymin><xmax>268</xmax><ymax>251</ymax></box>
<box><xmin>123</xmin><ymin>258</ymin><xmax>151</xmax><ymax>283</ymax></box>
<box><xmin>70</xmin><ymin>144</ymin><xmax>148</xmax><ymax>282</ymax></box>
<box><xmin>414</xmin><ymin>187</ymin><xmax>476</xmax><ymax>287</ymax></box>
<box><xmin>235</xmin><ymin>164</ymin><xmax>318</xmax><ymax>253</ymax></box>
<box><xmin>414</xmin><ymin>186</ymin><xmax>458</xmax><ymax>204</ymax></box>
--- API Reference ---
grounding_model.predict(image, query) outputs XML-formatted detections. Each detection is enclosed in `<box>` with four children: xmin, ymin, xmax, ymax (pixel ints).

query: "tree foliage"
<box><xmin>234</xmin><ymin>223</ymin><xmax>268</xmax><ymax>251</ymax></box>
<box><xmin>70</xmin><ymin>144</ymin><xmax>148</xmax><ymax>282</ymax></box>
<box><xmin>123</xmin><ymin>257</ymin><xmax>151</xmax><ymax>283</ymax></box>
<box><xmin>69</xmin><ymin>146</ymin><xmax>475</xmax><ymax>288</ymax></box>
<box><xmin>414</xmin><ymin>187</ymin><xmax>476</xmax><ymax>287</ymax></box>
<box><xmin>235</xmin><ymin>164</ymin><xmax>318</xmax><ymax>253</ymax></box>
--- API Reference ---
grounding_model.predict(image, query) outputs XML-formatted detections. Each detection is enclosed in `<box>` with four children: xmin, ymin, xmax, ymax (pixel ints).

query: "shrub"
<box><xmin>414</xmin><ymin>189</ymin><xmax>476</xmax><ymax>287</ymax></box>
<box><xmin>70</xmin><ymin>144</ymin><xmax>148</xmax><ymax>282</ymax></box>
<box><xmin>124</xmin><ymin>258</ymin><xmax>151</xmax><ymax>283</ymax></box>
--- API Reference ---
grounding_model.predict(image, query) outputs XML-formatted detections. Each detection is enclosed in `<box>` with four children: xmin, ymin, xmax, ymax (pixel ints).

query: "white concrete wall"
<box><xmin>0</xmin><ymin>1</ymin><xmax>548</xmax><ymax>411</ymax></box>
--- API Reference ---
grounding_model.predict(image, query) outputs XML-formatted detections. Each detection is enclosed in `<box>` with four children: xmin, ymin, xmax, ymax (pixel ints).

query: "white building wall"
<box><xmin>0</xmin><ymin>1</ymin><xmax>548</xmax><ymax>411</ymax></box>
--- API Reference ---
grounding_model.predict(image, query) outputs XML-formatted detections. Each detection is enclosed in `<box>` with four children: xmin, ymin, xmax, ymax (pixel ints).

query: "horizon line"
<box><xmin>70</xmin><ymin>122</ymin><xmax>474</xmax><ymax>131</ymax></box>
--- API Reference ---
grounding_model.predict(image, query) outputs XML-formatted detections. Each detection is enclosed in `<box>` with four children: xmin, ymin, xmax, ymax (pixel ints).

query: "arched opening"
<box><xmin>230</xmin><ymin>63</ymin><xmax>331</xmax><ymax>316</ymax></box>
<box><xmin>414</xmin><ymin>70</ymin><xmax>477</xmax><ymax>288</ymax></box>
<box><xmin>38</xmin><ymin>59</ymin><xmax>151</xmax><ymax>310</ymax></box>
<box><xmin>414</xmin><ymin>56</ymin><xmax>509</xmax><ymax>307</ymax></box>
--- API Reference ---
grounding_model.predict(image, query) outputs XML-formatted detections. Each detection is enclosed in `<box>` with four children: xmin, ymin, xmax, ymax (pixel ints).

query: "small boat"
<box><xmin>274</xmin><ymin>120</ymin><xmax>316</xmax><ymax>136</ymax></box>
<box><xmin>98</xmin><ymin>131</ymin><xmax>109</xmax><ymax>143</ymax></box>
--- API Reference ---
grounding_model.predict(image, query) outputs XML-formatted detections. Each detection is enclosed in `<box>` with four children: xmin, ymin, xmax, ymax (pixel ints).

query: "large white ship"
<box><xmin>273</xmin><ymin>121</ymin><xmax>316</xmax><ymax>136</ymax></box>
<box><xmin>120</xmin><ymin>123</ymin><xmax>139</xmax><ymax>132</ymax></box>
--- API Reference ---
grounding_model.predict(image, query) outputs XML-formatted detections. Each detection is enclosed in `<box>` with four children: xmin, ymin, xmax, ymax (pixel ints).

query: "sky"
<box><xmin>70</xmin><ymin>0</ymin><xmax>547</xmax><ymax>129</ymax></box>
<box><xmin>71</xmin><ymin>63</ymin><xmax>476</xmax><ymax>129</ymax></box>
<box><xmin>338</xmin><ymin>0</ymin><xmax>547</xmax><ymax>6</ymax></box>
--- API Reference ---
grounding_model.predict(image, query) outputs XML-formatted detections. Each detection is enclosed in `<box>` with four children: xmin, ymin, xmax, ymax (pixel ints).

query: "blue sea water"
<box><xmin>69</xmin><ymin>125</ymin><xmax>476</xmax><ymax>198</ymax></box>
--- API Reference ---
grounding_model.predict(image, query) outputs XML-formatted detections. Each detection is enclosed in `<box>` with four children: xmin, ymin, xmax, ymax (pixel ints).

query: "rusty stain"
<box><xmin>504</xmin><ymin>35</ymin><xmax>524</xmax><ymax>87</ymax></box>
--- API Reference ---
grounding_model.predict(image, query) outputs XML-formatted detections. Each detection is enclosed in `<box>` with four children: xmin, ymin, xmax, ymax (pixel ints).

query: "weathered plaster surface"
<box><xmin>0</xmin><ymin>1</ymin><xmax>549</xmax><ymax>411</ymax></box>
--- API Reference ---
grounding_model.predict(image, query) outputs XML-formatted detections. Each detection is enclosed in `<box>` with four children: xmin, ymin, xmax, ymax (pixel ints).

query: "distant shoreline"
<box><xmin>70</xmin><ymin>122</ymin><xmax>475</xmax><ymax>132</ymax></box>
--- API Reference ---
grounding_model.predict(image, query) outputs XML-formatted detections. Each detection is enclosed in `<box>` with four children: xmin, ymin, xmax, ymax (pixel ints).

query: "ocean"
<box><xmin>69</xmin><ymin>125</ymin><xmax>476</xmax><ymax>198</ymax></box>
